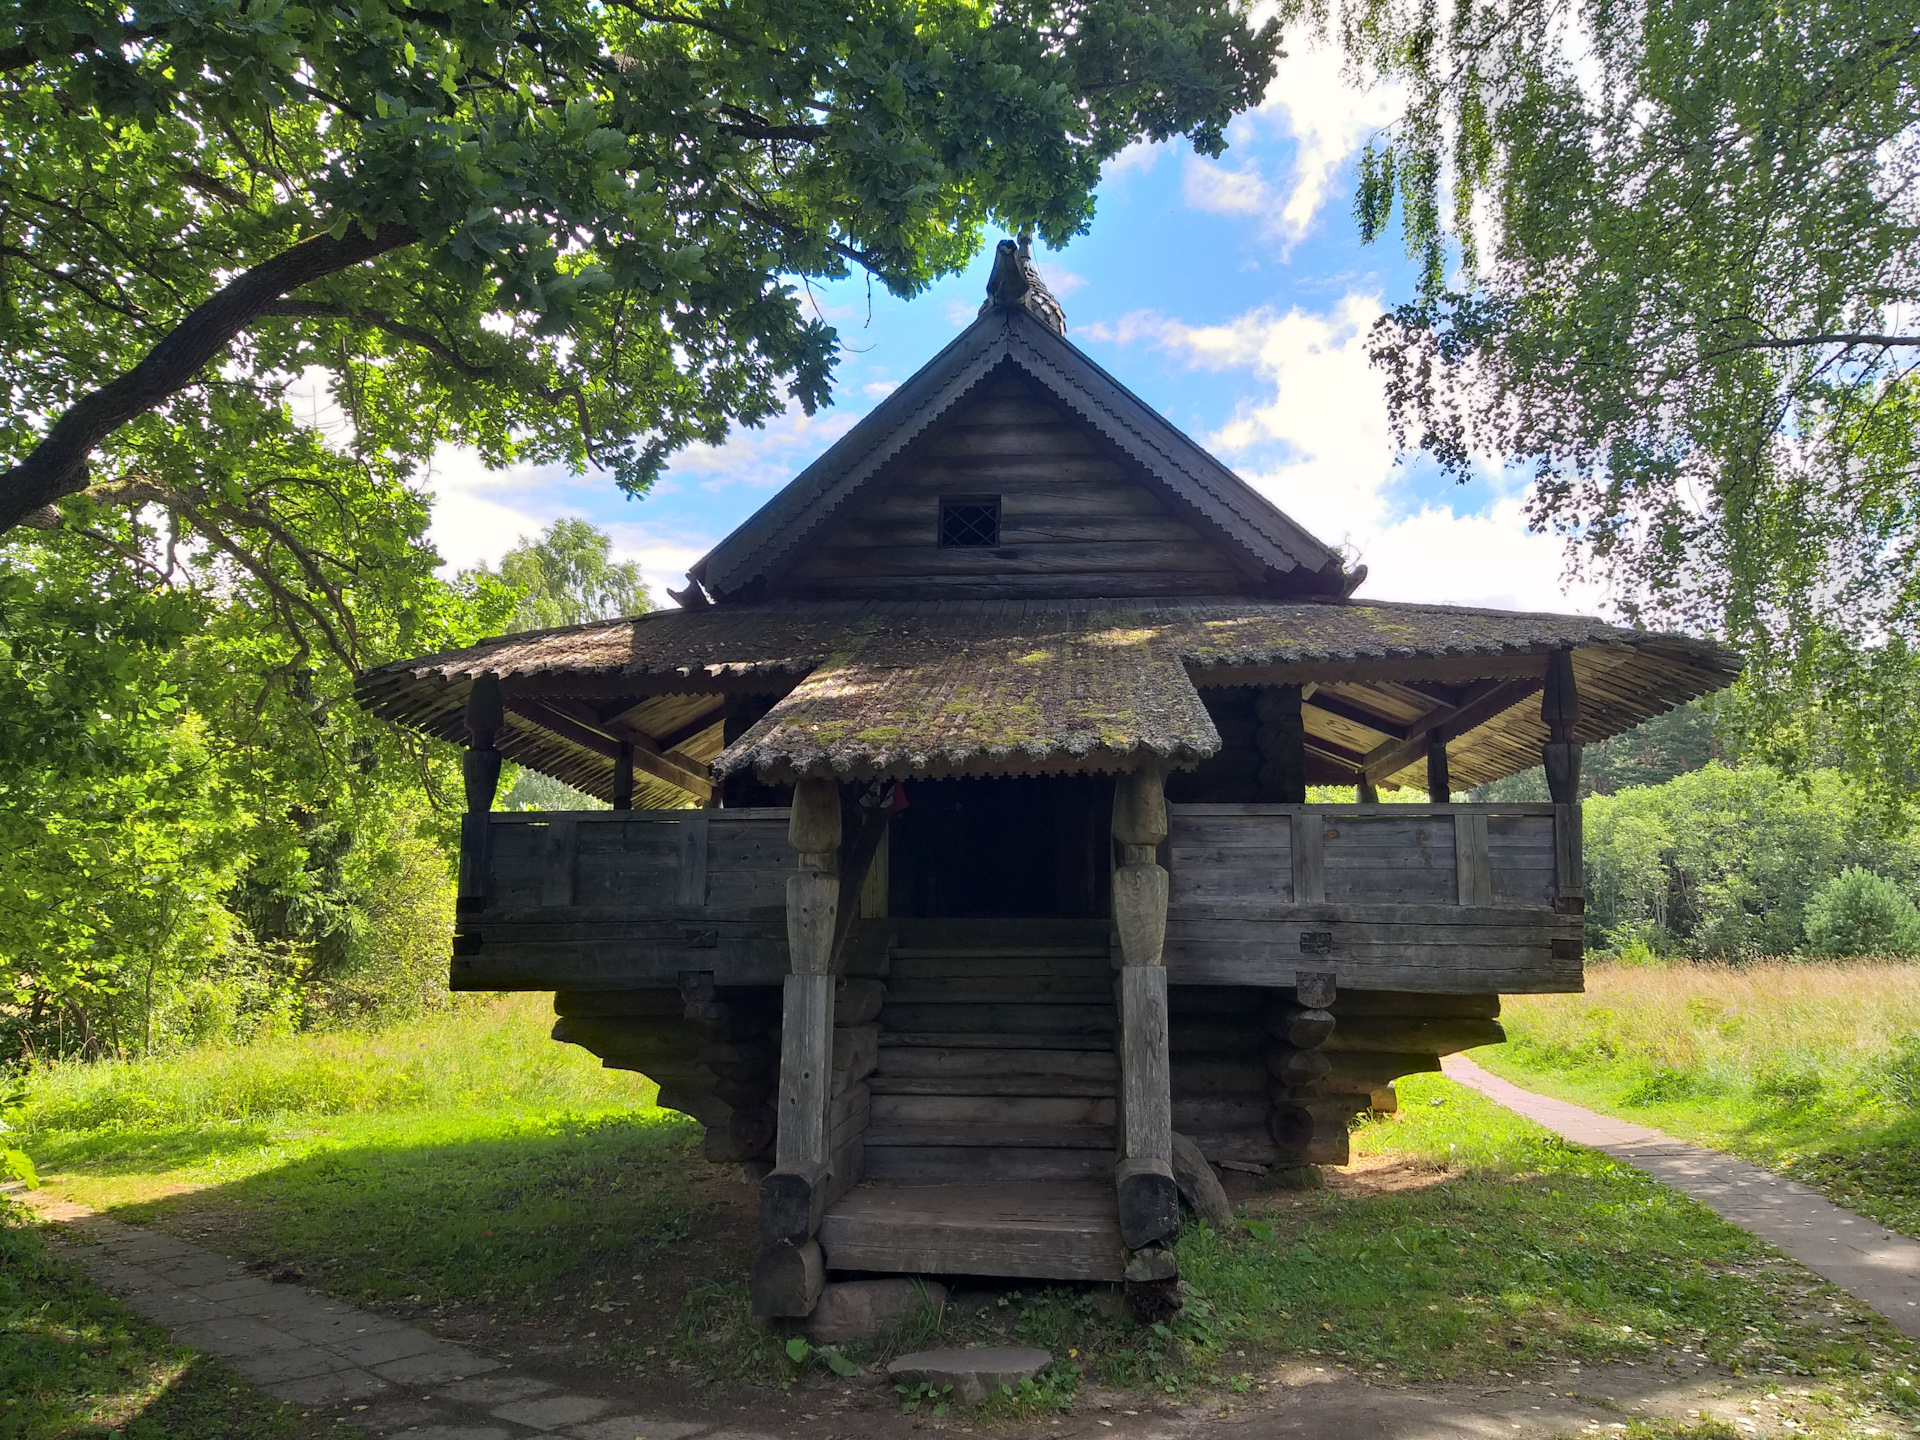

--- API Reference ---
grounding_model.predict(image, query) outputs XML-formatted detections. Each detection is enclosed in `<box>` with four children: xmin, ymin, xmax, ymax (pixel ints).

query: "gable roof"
<box><xmin>688</xmin><ymin>302</ymin><xmax>1356</xmax><ymax>602</ymax></box>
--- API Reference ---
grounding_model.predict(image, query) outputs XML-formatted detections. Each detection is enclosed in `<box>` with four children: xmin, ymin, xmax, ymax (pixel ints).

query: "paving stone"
<box><xmin>399</xmin><ymin>1428</ymin><xmax>516</xmax><ymax>1440</ymax></box>
<box><xmin>1447</xmin><ymin>1055</ymin><xmax>1920</xmax><ymax>1339</ymax></box>
<box><xmin>172</xmin><ymin>1316</ymin><xmax>310</xmax><ymax>1359</ymax></box>
<box><xmin>335</xmin><ymin>1324</ymin><xmax>447</xmax><ymax>1367</ymax></box>
<box><xmin>279</xmin><ymin>1311</ymin><xmax>413</xmax><ymax>1347</ymax></box>
<box><xmin>195</xmin><ymin>1276</ymin><xmax>281</xmax><ymax>1303</ymax></box>
<box><xmin>370</xmin><ymin>1346</ymin><xmax>503</xmax><ymax>1384</ymax></box>
<box><xmin>124</xmin><ymin>1291</ymin><xmax>239</xmax><ymax>1327</ymax></box>
<box><xmin>343</xmin><ymin>1398</ymin><xmax>451</xmax><ymax>1430</ymax></box>
<box><xmin>491</xmin><ymin>1394</ymin><xmax>612</xmax><ymax>1429</ymax></box>
<box><xmin>566</xmin><ymin>1417</ymin><xmax>708</xmax><ymax>1440</ymax></box>
<box><xmin>437</xmin><ymin>1376</ymin><xmax>557</xmax><ymax>1405</ymax></box>
<box><xmin>267</xmin><ymin>1366</ymin><xmax>391</xmax><ymax>1405</ymax></box>
<box><xmin>229</xmin><ymin>1346</ymin><xmax>364</xmax><ymax>1385</ymax></box>
<box><xmin>887</xmin><ymin>1345</ymin><xmax>1052</xmax><ymax>1406</ymax></box>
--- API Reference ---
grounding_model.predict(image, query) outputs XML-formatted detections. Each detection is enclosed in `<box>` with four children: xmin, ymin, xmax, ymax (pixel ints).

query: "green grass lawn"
<box><xmin>1483</xmin><ymin>957</ymin><xmax>1920</xmax><ymax>1239</ymax></box>
<box><xmin>10</xmin><ymin>994</ymin><xmax>1920</xmax><ymax>1437</ymax></box>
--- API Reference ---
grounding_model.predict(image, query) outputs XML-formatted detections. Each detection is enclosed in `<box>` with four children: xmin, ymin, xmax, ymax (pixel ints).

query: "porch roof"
<box><xmin>355</xmin><ymin>598</ymin><xmax>1739</xmax><ymax>793</ymax></box>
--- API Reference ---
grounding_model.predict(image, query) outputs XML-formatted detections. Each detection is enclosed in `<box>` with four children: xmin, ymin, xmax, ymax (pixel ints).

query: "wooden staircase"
<box><xmin>817</xmin><ymin>921</ymin><xmax>1127</xmax><ymax>1282</ymax></box>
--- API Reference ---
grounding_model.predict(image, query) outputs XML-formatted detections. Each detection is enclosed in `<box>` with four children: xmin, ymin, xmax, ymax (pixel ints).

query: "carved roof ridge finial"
<box><xmin>980</xmin><ymin>230</ymin><xmax>1066</xmax><ymax>335</ymax></box>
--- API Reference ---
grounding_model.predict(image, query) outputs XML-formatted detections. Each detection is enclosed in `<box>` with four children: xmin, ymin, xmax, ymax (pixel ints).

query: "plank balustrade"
<box><xmin>450</xmin><ymin>800</ymin><xmax>1582</xmax><ymax>995</ymax></box>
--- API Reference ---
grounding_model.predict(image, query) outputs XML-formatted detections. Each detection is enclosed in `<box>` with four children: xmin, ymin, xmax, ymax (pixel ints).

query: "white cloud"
<box><xmin>666</xmin><ymin>404</ymin><xmax>861</xmax><ymax>493</ymax></box>
<box><xmin>1255</xmin><ymin>45</ymin><xmax>1403</xmax><ymax>244</ymax></box>
<box><xmin>1101</xmin><ymin>294</ymin><xmax>1606</xmax><ymax>614</ymax></box>
<box><xmin>1102</xmin><ymin>139</ymin><xmax>1167</xmax><ymax>178</ymax></box>
<box><xmin>1183</xmin><ymin>160</ymin><xmax>1274</xmax><ymax>217</ymax></box>
<box><xmin>602</xmin><ymin>520</ymin><xmax>720</xmax><ymax>604</ymax></box>
<box><xmin>1171</xmin><ymin>43</ymin><xmax>1403</xmax><ymax>248</ymax></box>
<box><xmin>863</xmin><ymin>380</ymin><xmax>900</xmax><ymax>399</ymax></box>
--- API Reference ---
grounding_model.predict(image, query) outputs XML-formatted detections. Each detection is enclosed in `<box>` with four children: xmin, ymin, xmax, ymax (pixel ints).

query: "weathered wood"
<box><xmin>830</xmin><ymin>1024</ymin><xmax>880</xmax><ymax>1095</ymax></box>
<box><xmin>750</xmin><ymin>1238</ymin><xmax>824</xmax><ymax>1318</ymax></box>
<box><xmin>611</xmin><ymin>741</ymin><xmax>635</xmax><ymax>810</ymax></box>
<box><xmin>1330</xmin><ymin>990</ymin><xmax>1500</xmax><ymax>1018</ymax></box>
<box><xmin>1320</xmin><ymin>1015</ymin><xmax>1506</xmax><ymax>1055</ymax></box>
<box><xmin>864</xmin><ymin>1123</ymin><xmax>1116</xmax><ymax>1149</ymax></box>
<box><xmin>883</xmin><ymin>976</ymin><xmax>1111</xmax><ymax>1004</ymax></box>
<box><xmin>1291</xmin><ymin>810</ymin><xmax>1325</xmax><ymax>902</ymax></box>
<box><xmin>1265</xmin><ymin>1006</ymin><xmax>1335</xmax><ymax>1049</ymax></box>
<box><xmin>834</xmin><ymin>977</ymin><xmax>887</xmax><ymax>1025</ymax></box>
<box><xmin>552</xmin><ymin>988</ymin><xmax>684</xmax><ymax>1018</ymax></box>
<box><xmin>817</xmin><ymin>1181</ymin><xmax>1126</xmax><ymax>1282</ymax></box>
<box><xmin>879</xmin><ymin>1001</ymin><xmax>1116</xmax><ymax>1035</ymax></box>
<box><xmin>1255</xmin><ymin>686</ymin><xmax>1307</xmax><ymax>804</ymax></box>
<box><xmin>1454</xmin><ymin>811</ymin><xmax>1492</xmax><ymax>907</ymax></box>
<box><xmin>881</xmin><ymin>1030</ymin><xmax>1116</xmax><ymax>1051</ymax></box>
<box><xmin>870</xmin><ymin>1093</ymin><xmax>1115</xmax><ymax>1128</ymax></box>
<box><xmin>775</xmin><ymin>972</ymin><xmax>835</xmax><ymax>1172</ymax></box>
<box><xmin>675</xmin><ymin>813</ymin><xmax>709</xmax><ymax>906</ymax></box>
<box><xmin>861</xmin><ymin>1145</ymin><xmax>1112</xmax><ymax>1183</ymax></box>
<box><xmin>1117</xmin><ymin>965</ymin><xmax>1172</xmax><ymax>1166</ymax></box>
<box><xmin>874</xmin><ymin>1046</ymin><xmax>1118</xmax><ymax>1079</ymax></box>
<box><xmin>538</xmin><ymin>819</ymin><xmax>577</xmax><ymax>907</ymax></box>
<box><xmin>1426</xmin><ymin>729</ymin><xmax>1451</xmax><ymax>803</ymax></box>
<box><xmin>868</xmin><ymin>1073</ymin><xmax>1115</xmax><ymax>1098</ymax></box>
<box><xmin>1169</xmin><ymin>1133</ymin><xmax>1234</xmax><ymax>1229</ymax></box>
<box><xmin>1114</xmin><ymin>1159</ymin><xmax>1181</xmax><ymax>1249</ymax></box>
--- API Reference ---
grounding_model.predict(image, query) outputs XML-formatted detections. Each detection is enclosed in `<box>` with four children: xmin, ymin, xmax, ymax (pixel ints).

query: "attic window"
<box><xmin>940</xmin><ymin>496</ymin><xmax>1001</xmax><ymax>548</ymax></box>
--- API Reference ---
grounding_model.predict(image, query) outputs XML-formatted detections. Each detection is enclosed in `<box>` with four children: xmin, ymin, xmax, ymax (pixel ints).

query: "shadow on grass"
<box><xmin>108</xmin><ymin>1110</ymin><xmax>737</xmax><ymax>1314</ymax></box>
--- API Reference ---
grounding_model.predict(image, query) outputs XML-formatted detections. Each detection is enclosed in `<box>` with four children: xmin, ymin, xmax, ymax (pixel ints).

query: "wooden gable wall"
<box><xmin>769</xmin><ymin>369</ymin><xmax>1264</xmax><ymax>600</ymax></box>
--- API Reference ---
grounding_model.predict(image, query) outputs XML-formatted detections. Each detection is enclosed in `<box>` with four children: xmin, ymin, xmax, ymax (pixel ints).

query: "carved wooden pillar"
<box><xmin>1111</xmin><ymin>763</ymin><xmax>1180</xmax><ymax>1315</ymax></box>
<box><xmin>456</xmin><ymin>673</ymin><xmax>503</xmax><ymax>919</ymax></box>
<box><xmin>1426</xmin><ymin>728</ymin><xmax>1451</xmax><ymax>804</ymax></box>
<box><xmin>1542</xmin><ymin>648</ymin><xmax>1584</xmax><ymax>915</ymax></box>
<box><xmin>751</xmin><ymin>775</ymin><xmax>840</xmax><ymax>1319</ymax></box>
<box><xmin>1255</xmin><ymin>686</ymin><xmax>1307</xmax><ymax>804</ymax></box>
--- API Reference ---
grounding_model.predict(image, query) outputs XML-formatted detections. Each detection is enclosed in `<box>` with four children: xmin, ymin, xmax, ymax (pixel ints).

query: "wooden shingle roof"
<box><xmin>355</xmin><ymin>598</ymin><xmax>1739</xmax><ymax>791</ymax></box>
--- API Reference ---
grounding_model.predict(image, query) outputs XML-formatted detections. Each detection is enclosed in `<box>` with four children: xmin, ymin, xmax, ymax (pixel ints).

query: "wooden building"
<box><xmin>357</xmin><ymin>239</ymin><xmax>1739</xmax><ymax>1320</ymax></box>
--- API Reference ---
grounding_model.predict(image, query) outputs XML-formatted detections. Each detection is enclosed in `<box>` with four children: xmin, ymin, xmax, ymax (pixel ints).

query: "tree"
<box><xmin>1308</xmin><ymin>0</ymin><xmax>1920</xmax><ymax>790</ymax></box>
<box><xmin>0</xmin><ymin>0</ymin><xmax>1282</xmax><ymax>550</ymax></box>
<box><xmin>490</xmin><ymin>518</ymin><xmax>650</xmax><ymax>633</ymax></box>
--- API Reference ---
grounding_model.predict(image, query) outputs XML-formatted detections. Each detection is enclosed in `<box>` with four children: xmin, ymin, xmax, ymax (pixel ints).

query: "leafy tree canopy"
<box><xmin>0</xmin><ymin>0</ymin><xmax>1281</xmax><ymax>553</ymax></box>
<box><xmin>485</xmin><ymin>517</ymin><xmax>651</xmax><ymax>633</ymax></box>
<box><xmin>1308</xmin><ymin>0</ymin><xmax>1920</xmax><ymax>790</ymax></box>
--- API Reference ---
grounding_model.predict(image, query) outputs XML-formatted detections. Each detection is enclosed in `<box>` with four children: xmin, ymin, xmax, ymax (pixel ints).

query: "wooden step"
<box><xmin>882</xmin><ymin>976</ymin><xmax>1114</xmax><ymax>1003</ymax></box>
<box><xmin>863</xmin><ymin>1147</ymin><xmax>1111</xmax><ymax>1183</ymax></box>
<box><xmin>880</xmin><ymin>1002</ymin><xmax>1116</xmax><ymax>1035</ymax></box>
<box><xmin>888</xmin><ymin>953</ymin><xmax>1112</xmax><ymax>982</ymax></box>
<box><xmin>870</xmin><ymin>1093</ymin><xmax>1116</xmax><ymax>1128</ymax></box>
<box><xmin>880</xmin><ymin>1031</ymin><xmax>1115</xmax><ymax>1051</ymax></box>
<box><xmin>863</xmin><ymin>1122</ymin><xmax>1115</xmax><ymax>1149</ymax></box>
<box><xmin>875</xmin><ymin>1046</ymin><xmax>1118</xmax><ymax>1078</ymax></box>
<box><xmin>818</xmin><ymin>1181</ymin><xmax>1125</xmax><ymax>1281</ymax></box>
<box><xmin>867</xmin><ymin>1074</ymin><xmax>1115</xmax><ymax>1098</ymax></box>
<box><xmin>885</xmin><ymin>918</ymin><xmax>1111</xmax><ymax>952</ymax></box>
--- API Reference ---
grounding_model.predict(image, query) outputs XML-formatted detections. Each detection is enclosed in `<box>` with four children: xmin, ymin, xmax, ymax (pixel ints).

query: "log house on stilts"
<box><xmin>357</xmin><ymin>239</ymin><xmax>1740</xmax><ymax>1321</ymax></box>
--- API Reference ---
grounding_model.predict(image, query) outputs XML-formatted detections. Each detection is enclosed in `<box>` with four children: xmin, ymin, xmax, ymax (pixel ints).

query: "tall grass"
<box><xmin>1497</xmin><ymin>958</ymin><xmax>1920</xmax><ymax>1112</ymax></box>
<box><xmin>1485</xmin><ymin>957</ymin><xmax>1920</xmax><ymax>1236</ymax></box>
<box><xmin>15</xmin><ymin>995</ymin><xmax>651</xmax><ymax>1136</ymax></box>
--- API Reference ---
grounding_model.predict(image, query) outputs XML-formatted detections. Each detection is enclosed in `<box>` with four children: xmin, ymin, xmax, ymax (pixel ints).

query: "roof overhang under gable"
<box><xmin>688</xmin><ymin>305</ymin><xmax>1355</xmax><ymax>602</ymax></box>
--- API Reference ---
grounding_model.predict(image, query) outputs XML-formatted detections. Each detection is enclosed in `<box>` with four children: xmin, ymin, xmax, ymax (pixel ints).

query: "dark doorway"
<box><xmin>888</xmin><ymin>775</ymin><xmax>1112</xmax><ymax>919</ymax></box>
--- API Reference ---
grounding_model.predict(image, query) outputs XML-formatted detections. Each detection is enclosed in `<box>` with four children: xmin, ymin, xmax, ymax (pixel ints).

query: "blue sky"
<box><xmin>425</xmin><ymin>46</ymin><xmax>1606</xmax><ymax>617</ymax></box>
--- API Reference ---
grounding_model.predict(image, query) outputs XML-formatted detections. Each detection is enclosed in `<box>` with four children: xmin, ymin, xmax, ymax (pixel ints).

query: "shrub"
<box><xmin>1804</xmin><ymin>868</ymin><xmax>1920</xmax><ymax>957</ymax></box>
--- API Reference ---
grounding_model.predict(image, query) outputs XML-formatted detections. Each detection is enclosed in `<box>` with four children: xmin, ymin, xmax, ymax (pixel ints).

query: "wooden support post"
<box><xmin>1356</xmin><ymin>772</ymin><xmax>1379</xmax><ymax>804</ymax></box>
<box><xmin>456</xmin><ymin>674</ymin><xmax>503</xmax><ymax>918</ymax></box>
<box><xmin>753</xmin><ymin>776</ymin><xmax>841</xmax><ymax>1319</ymax></box>
<box><xmin>1291</xmin><ymin>809</ymin><xmax>1325</xmax><ymax>903</ymax></box>
<box><xmin>1255</xmin><ymin>686</ymin><xmax>1307</xmax><ymax>804</ymax></box>
<box><xmin>1267</xmin><ymin>970</ymin><xmax>1348</xmax><ymax>1167</ymax></box>
<box><xmin>612</xmin><ymin>740</ymin><xmax>635</xmax><ymax>810</ymax></box>
<box><xmin>1542</xmin><ymin>647</ymin><xmax>1585</xmax><ymax>916</ymax></box>
<box><xmin>1111</xmin><ymin>764</ymin><xmax>1180</xmax><ymax>1301</ymax></box>
<box><xmin>1426</xmin><ymin>728</ymin><xmax>1450</xmax><ymax>804</ymax></box>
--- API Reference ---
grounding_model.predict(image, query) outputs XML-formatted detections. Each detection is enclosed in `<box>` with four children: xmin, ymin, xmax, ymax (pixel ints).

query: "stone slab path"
<box><xmin>1444</xmin><ymin>1054</ymin><xmax>1920</xmax><ymax>1339</ymax></box>
<box><xmin>29</xmin><ymin>1197</ymin><xmax>750</xmax><ymax>1440</ymax></box>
